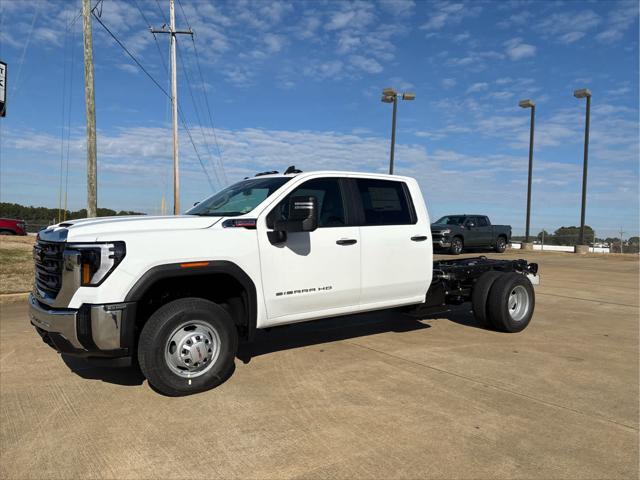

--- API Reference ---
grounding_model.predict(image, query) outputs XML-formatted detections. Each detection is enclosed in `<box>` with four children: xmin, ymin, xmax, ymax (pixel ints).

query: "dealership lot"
<box><xmin>1</xmin><ymin>251</ymin><xmax>638</xmax><ymax>479</ymax></box>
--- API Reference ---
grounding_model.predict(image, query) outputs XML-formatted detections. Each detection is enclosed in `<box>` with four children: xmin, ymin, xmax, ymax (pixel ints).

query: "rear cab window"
<box><xmin>354</xmin><ymin>178</ymin><xmax>416</xmax><ymax>226</ymax></box>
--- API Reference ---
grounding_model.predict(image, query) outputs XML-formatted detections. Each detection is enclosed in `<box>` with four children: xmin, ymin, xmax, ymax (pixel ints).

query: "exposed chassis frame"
<box><xmin>414</xmin><ymin>256</ymin><xmax>539</xmax><ymax>315</ymax></box>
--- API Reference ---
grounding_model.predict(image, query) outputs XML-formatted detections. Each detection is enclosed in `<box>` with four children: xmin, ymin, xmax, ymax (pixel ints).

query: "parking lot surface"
<box><xmin>1</xmin><ymin>251</ymin><xmax>638</xmax><ymax>479</ymax></box>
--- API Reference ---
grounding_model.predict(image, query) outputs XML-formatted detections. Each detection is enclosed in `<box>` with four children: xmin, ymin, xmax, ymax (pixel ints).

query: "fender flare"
<box><xmin>125</xmin><ymin>261</ymin><xmax>258</xmax><ymax>340</ymax></box>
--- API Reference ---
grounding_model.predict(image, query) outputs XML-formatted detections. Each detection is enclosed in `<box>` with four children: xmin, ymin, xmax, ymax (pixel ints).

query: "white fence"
<box><xmin>510</xmin><ymin>242</ymin><xmax>610</xmax><ymax>254</ymax></box>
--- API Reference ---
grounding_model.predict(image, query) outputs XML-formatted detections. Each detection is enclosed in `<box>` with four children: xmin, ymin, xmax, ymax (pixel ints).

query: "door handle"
<box><xmin>411</xmin><ymin>235</ymin><xmax>428</xmax><ymax>242</ymax></box>
<box><xmin>336</xmin><ymin>238</ymin><xmax>357</xmax><ymax>246</ymax></box>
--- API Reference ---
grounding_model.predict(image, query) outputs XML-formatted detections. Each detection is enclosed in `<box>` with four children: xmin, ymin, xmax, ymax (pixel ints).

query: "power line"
<box><xmin>176</xmin><ymin>0</ymin><xmax>228</xmax><ymax>185</ymax></box>
<box><xmin>91</xmin><ymin>8</ymin><xmax>215</xmax><ymax>191</ymax></box>
<box><xmin>11</xmin><ymin>2</ymin><xmax>39</xmax><ymax>100</ymax></box>
<box><xmin>64</xmin><ymin>23</ymin><xmax>78</xmax><ymax>221</ymax></box>
<box><xmin>58</xmin><ymin>11</ymin><xmax>71</xmax><ymax>223</ymax></box>
<box><xmin>177</xmin><ymin>45</ymin><xmax>222</xmax><ymax>188</ymax></box>
<box><xmin>132</xmin><ymin>0</ymin><xmax>168</xmax><ymax>74</ymax></box>
<box><xmin>91</xmin><ymin>11</ymin><xmax>170</xmax><ymax>98</ymax></box>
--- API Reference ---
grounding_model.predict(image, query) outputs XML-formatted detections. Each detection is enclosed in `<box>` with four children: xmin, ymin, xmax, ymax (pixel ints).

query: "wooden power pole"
<box><xmin>82</xmin><ymin>0</ymin><xmax>97</xmax><ymax>218</ymax></box>
<box><xmin>151</xmin><ymin>0</ymin><xmax>192</xmax><ymax>215</ymax></box>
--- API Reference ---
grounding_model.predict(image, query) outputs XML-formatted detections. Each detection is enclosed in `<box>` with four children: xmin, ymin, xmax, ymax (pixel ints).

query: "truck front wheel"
<box><xmin>450</xmin><ymin>237</ymin><xmax>463</xmax><ymax>255</ymax></box>
<box><xmin>137</xmin><ymin>297</ymin><xmax>238</xmax><ymax>396</ymax></box>
<box><xmin>487</xmin><ymin>273</ymin><xmax>535</xmax><ymax>333</ymax></box>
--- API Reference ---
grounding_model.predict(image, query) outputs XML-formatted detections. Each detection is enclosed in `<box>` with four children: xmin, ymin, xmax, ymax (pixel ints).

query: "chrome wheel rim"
<box><xmin>164</xmin><ymin>321</ymin><xmax>221</xmax><ymax>378</ymax></box>
<box><xmin>508</xmin><ymin>285</ymin><xmax>530</xmax><ymax>322</ymax></box>
<box><xmin>453</xmin><ymin>239</ymin><xmax>462</xmax><ymax>253</ymax></box>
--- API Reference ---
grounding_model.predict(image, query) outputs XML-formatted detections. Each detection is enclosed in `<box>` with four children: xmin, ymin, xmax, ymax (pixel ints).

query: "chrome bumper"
<box><xmin>29</xmin><ymin>294</ymin><xmax>82</xmax><ymax>348</ymax></box>
<box><xmin>433</xmin><ymin>238</ymin><xmax>451</xmax><ymax>248</ymax></box>
<box><xmin>29</xmin><ymin>294</ymin><xmax>135</xmax><ymax>355</ymax></box>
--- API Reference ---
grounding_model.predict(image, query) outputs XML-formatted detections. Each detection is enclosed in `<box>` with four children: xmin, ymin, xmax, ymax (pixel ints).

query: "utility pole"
<box><xmin>619</xmin><ymin>227</ymin><xmax>625</xmax><ymax>254</ymax></box>
<box><xmin>82</xmin><ymin>0</ymin><xmax>97</xmax><ymax>217</ymax></box>
<box><xmin>151</xmin><ymin>0</ymin><xmax>192</xmax><ymax>215</ymax></box>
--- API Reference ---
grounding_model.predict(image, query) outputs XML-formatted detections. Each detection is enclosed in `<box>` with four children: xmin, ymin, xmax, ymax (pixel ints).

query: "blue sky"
<box><xmin>0</xmin><ymin>0</ymin><xmax>638</xmax><ymax>237</ymax></box>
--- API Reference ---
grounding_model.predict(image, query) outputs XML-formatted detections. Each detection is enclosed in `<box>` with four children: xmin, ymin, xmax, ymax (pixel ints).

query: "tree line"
<box><xmin>0</xmin><ymin>202</ymin><xmax>145</xmax><ymax>231</ymax></box>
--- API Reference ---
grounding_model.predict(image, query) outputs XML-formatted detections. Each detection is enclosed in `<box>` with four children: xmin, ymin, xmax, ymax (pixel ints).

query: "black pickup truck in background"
<box><xmin>431</xmin><ymin>215</ymin><xmax>512</xmax><ymax>255</ymax></box>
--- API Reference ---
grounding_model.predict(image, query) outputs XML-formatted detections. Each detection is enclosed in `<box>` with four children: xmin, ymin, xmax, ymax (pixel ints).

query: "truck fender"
<box><xmin>124</xmin><ymin>261</ymin><xmax>258</xmax><ymax>340</ymax></box>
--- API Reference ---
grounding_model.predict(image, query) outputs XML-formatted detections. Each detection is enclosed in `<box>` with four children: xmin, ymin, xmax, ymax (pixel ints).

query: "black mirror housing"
<box><xmin>274</xmin><ymin>195</ymin><xmax>318</xmax><ymax>233</ymax></box>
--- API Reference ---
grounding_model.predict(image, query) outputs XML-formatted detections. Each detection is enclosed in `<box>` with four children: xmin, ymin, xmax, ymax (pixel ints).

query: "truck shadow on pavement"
<box><xmin>238</xmin><ymin>306</ymin><xmax>490</xmax><ymax>363</ymax></box>
<box><xmin>59</xmin><ymin>307</ymin><xmax>484</xmax><ymax>389</ymax></box>
<box><xmin>62</xmin><ymin>355</ymin><xmax>145</xmax><ymax>386</ymax></box>
<box><xmin>237</xmin><ymin>310</ymin><xmax>432</xmax><ymax>363</ymax></box>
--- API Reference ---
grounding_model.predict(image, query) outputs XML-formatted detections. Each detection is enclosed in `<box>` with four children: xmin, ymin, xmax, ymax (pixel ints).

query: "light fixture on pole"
<box><xmin>381</xmin><ymin>87</ymin><xmax>415</xmax><ymax>174</ymax></box>
<box><xmin>519</xmin><ymin>99</ymin><xmax>535</xmax><ymax>246</ymax></box>
<box><xmin>574</xmin><ymin>88</ymin><xmax>591</xmax><ymax>248</ymax></box>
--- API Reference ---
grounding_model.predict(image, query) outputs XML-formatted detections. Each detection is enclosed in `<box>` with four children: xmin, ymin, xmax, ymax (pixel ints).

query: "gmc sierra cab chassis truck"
<box><xmin>29</xmin><ymin>170</ymin><xmax>539</xmax><ymax>396</ymax></box>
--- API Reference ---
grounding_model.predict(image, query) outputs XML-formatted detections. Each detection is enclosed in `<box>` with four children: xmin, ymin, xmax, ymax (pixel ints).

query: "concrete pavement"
<box><xmin>1</xmin><ymin>251</ymin><xmax>638</xmax><ymax>479</ymax></box>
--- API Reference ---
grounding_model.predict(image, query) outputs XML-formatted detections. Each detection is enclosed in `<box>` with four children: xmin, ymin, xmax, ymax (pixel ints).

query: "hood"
<box><xmin>40</xmin><ymin>215</ymin><xmax>222</xmax><ymax>242</ymax></box>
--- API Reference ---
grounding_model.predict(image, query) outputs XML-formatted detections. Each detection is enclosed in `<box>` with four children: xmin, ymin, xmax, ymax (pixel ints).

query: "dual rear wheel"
<box><xmin>472</xmin><ymin>272</ymin><xmax>535</xmax><ymax>332</ymax></box>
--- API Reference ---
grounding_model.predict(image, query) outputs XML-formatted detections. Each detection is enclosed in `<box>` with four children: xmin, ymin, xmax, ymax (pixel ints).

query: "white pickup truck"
<box><xmin>30</xmin><ymin>169</ymin><xmax>539</xmax><ymax>396</ymax></box>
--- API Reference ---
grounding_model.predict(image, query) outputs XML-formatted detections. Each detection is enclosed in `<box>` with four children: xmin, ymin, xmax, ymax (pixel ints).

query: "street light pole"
<box><xmin>381</xmin><ymin>88</ymin><xmax>415</xmax><ymax>175</ymax></box>
<box><xmin>574</xmin><ymin>88</ymin><xmax>591</xmax><ymax>246</ymax></box>
<box><xmin>519</xmin><ymin>99</ymin><xmax>535</xmax><ymax>244</ymax></box>
<box><xmin>389</xmin><ymin>94</ymin><xmax>397</xmax><ymax>175</ymax></box>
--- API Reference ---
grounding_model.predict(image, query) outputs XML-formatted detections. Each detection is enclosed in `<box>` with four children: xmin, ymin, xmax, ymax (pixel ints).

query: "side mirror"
<box><xmin>274</xmin><ymin>195</ymin><xmax>318</xmax><ymax>233</ymax></box>
<box><xmin>193</xmin><ymin>201</ymin><xmax>200</xmax><ymax>207</ymax></box>
<box><xmin>466</xmin><ymin>222</ymin><xmax>475</xmax><ymax>229</ymax></box>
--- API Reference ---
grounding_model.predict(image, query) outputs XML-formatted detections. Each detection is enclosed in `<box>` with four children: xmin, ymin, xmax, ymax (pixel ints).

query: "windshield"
<box><xmin>435</xmin><ymin>215</ymin><xmax>466</xmax><ymax>225</ymax></box>
<box><xmin>187</xmin><ymin>177</ymin><xmax>292</xmax><ymax>216</ymax></box>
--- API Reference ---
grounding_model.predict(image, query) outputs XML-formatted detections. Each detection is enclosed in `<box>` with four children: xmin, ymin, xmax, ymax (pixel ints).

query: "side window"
<box><xmin>270</xmin><ymin>178</ymin><xmax>346</xmax><ymax>228</ymax></box>
<box><xmin>477</xmin><ymin>216</ymin><xmax>489</xmax><ymax>227</ymax></box>
<box><xmin>355</xmin><ymin>179</ymin><xmax>413</xmax><ymax>226</ymax></box>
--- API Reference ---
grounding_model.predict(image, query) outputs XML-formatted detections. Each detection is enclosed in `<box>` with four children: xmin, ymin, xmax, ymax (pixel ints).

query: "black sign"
<box><xmin>0</xmin><ymin>61</ymin><xmax>6</xmax><ymax>117</ymax></box>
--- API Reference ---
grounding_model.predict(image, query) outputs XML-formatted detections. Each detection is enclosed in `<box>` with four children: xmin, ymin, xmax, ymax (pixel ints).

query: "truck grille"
<box><xmin>33</xmin><ymin>240</ymin><xmax>65</xmax><ymax>297</ymax></box>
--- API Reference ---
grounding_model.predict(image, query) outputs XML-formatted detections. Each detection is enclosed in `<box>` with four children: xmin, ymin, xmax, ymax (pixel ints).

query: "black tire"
<box><xmin>495</xmin><ymin>236</ymin><xmax>507</xmax><ymax>253</ymax></box>
<box><xmin>487</xmin><ymin>273</ymin><xmax>535</xmax><ymax>333</ymax></box>
<box><xmin>0</xmin><ymin>230</ymin><xmax>16</xmax><ymax>235</ymax></box>
<box><xmin>138</xmin><ymin>297</ymin><xmax>238</xmax><ymax>396</ymax></box>
<box><xmin>471</xmin><ymin>271</ymin><xmax>502</xmax><ymax>325</ymax></box>
<box><xmin>449</xmin><ymin>236</ymin><xmax>463</xmax><ymax>255</ymax></box>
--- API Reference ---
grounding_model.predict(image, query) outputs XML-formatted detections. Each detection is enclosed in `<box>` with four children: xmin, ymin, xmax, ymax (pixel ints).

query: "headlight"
<box><xmin>440</xmin><ymin>229</ymin><xmax>451</xmax><ymax>235</ymax></box>
<box><xmin>70</xmin><ymin>242</ymin><xmax>126</xmax><ymax>286</ymax></box>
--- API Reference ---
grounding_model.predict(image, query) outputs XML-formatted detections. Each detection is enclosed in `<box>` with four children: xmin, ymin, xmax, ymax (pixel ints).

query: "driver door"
<box><xmin>257</xmin><ymin>177</ymin><xmax>361</xmax><ymax>324</ymax></box>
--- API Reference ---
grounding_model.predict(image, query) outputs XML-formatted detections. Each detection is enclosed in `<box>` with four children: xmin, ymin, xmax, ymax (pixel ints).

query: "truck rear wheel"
<box><xmin>471</xmin><ymin>271</ymin><xmax>502</xmax><ymax>325</ymax></box>
<box><xmin>449</xmin><ymin>236</ymin><xmax>463</xmax><ymax>255</ymax></box>
<box><xmin>138</xmin><ymin>297</ymin><xmax>238</xmax><ymax>396</ymax></box>
<box><xmin>487</xmin><ymin>273</ymin><xmax>535</xmax><ymax>333</ymax></box>
<box><xmin>495</xmin><ymin>236</ymin><xmax>507</xmax><ymax>253</ymax></box>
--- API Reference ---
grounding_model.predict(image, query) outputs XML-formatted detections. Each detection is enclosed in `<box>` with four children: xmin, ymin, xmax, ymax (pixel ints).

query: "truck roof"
<box><xmin>250</xmin><ymin>170</ymin><xmax>416</xmax><ymax>182</ymax></box>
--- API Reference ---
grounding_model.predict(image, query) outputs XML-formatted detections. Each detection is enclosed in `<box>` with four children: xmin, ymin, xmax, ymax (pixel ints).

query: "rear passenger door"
<box><xmin>354</xmin><ymin>178</ymin><xmax>431</xmax><ymax>307</ymax></box>
<box><xmin>475</xmin><ymin>216</ymin><xmax>493</xmax><ymax>246</ymax></box>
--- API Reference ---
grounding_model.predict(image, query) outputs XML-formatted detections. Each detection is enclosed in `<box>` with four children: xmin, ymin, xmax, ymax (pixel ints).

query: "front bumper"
<box><xmin>432</xmin><ymin>237</ymin><xmax>451</xmax><ymax>248</ymax></box>
<box><xmin>29</xmin><ymin>294</ymin><xmax>135</xmax><ymax>363</ymax></box>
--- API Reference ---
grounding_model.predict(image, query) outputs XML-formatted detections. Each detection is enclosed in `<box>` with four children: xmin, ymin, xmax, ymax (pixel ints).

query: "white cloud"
<box><xmin>350</xmin><ymin>55</ymin><xmax>383</xmax><ymax>74</ymax></box>
<box><xmin>504</xmin><ymin>38</ymin><xmax>536</xmax><ymax>60</ymax></box>
<box><xmin>559</xmin><ymin>31</ymin><xmax>585</xmax><ymax>44</ymax></box>
<box><xmin>326</xmin><ymin>4</ymin><xmax>375</xmax><ymax>31</ymax></box>
<box><xmin>597</xmin><ymin>1</ymin><xmax>638</xmax><ymax>44</ymax></box>
<box><xmin>535</xmin><ymin>10</ymin><xmax>601</xmax><ymax>41</ymax></box>
<box><xmin>303</xmin><ymin>60</ymin><xmax>344</xmax><ymax>80</ymax></box>
<box><xmin>466</xmin><ymin>82</ymin><xmax>489</xmax><ymax>93</ymax></box>
<box><xmin>441</xmin><ymin>78</ymin><xmax>457</xmax><ymax>89</ymax></box>
<box><xmin>263</xmin><ymin>33</ymin><xmax>285</xmax><ymax>53</ymax></box>
<box><xmin>379</xmin><ymin>0</ymin><xmax>416</xmax><ymax>17</ymax></box>
<box><xmin>420</xmin><ymin>1</ymin><xmax>481</xmax><ymax>32</ymax></box>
